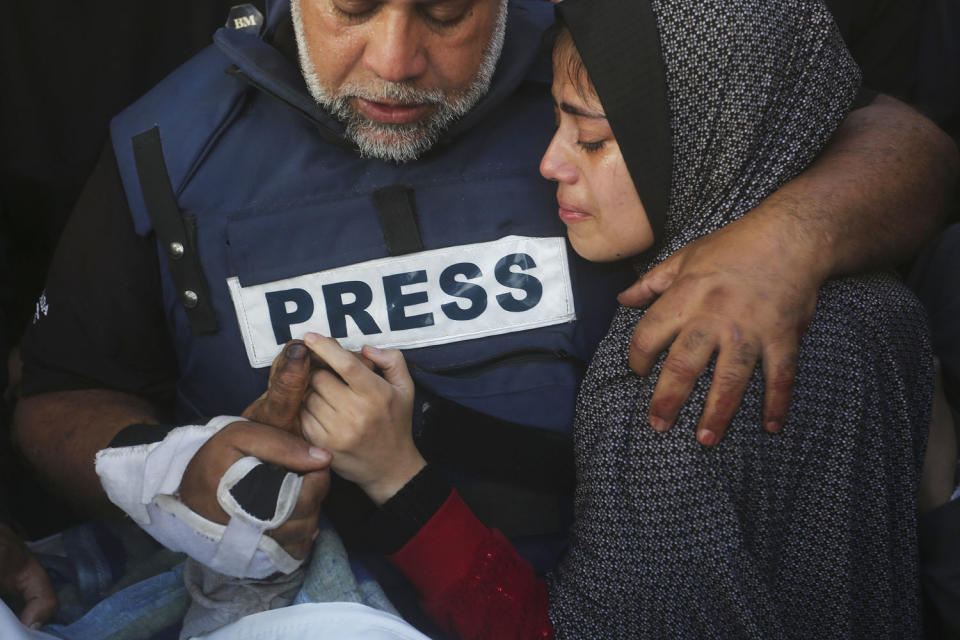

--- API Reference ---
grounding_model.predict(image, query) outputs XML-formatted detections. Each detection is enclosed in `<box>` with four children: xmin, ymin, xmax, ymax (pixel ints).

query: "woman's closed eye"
<box><xmin>577</xmin><ymin>139</ymin><xmax>607</xmax><ymax>153</ymax></box>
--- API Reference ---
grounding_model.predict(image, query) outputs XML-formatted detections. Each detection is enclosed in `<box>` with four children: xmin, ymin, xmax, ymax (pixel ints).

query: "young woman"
<box><xmin>299</xmin><ymin>0</ymin><xmax>933</xmax><ymax>637</ymax></box>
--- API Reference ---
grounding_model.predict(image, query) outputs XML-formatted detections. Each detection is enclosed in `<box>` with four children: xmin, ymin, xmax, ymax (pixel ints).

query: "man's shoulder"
<box><xmin>108</xmin><ymin>41</ymin><xmax>252</xmax><ymax>236</ymax></box>
<box><xmin>110</xmin><ymin>42</ymin><xmax>242</xmax><ymax>138</ymax></box>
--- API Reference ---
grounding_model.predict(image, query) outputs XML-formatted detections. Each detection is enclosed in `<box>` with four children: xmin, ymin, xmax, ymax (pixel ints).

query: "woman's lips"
<box><xmin>356</xmin><ymin>98</ymin><xmax>430</xmax><ymax>124</ymax></box>
<box><xmin>558</xmin><ymin>202</ymin><xmax>592</xmax><ymax>224</ymax></box>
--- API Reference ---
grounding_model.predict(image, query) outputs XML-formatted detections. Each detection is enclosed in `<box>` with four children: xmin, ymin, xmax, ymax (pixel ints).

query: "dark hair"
<box><xmin>542</xmin><ymin>20</ymin><xmax>601</xmax><ymax>107</ymax></box>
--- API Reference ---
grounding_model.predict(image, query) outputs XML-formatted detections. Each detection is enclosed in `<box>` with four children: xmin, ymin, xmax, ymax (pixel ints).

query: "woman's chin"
<box><xmin>569</xmin><ymin>235</ymin><xmax>618</xmax><ymax>263</ymax></box>
<box><xmin>568</xmin><ymin>233</ymin><xmax>647</xmax><ymax>263</ymax></box>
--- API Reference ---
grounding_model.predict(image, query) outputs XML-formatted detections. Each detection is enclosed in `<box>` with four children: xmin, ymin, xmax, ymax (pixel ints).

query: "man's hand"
<box><xmin>180</xmin><ymin>341</ymin><xmax>331</xmax><ymax>560</ymax></box>
<box><xmin>0</xmin><ymin>524</ymin><xmax>57</xmax><ymax>628</ymax></box>
<box><xmin>179</xmin><ymin>420</ymin><xmax>330</xmax><ymax>559</ymax></box>
<box><xmin>622</xmin><ymin>95</ymin><xmax>957</xmax><ymax>446</ymax></box>
<box><xmin>299</xmin><ymin>333</ymin><xmax>425</xmax><ymax>506</ymax></box>
<box><xmin>242</xmin><ymin>341</ymin><xmax>312</xmax><ymax>434</ymax></box>
<box><xmin>620</xmin><ymin>208</ymin><xmax>822</xmax><ymax>446</ymax></box>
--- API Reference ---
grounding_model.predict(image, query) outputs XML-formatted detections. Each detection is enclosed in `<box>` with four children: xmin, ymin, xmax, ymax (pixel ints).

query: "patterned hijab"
<box><xmin>546</xmin><ymin>1</ymin><xmax>930</xmax><ymax>638</ymax></box>
<box><xmin>557</xmin><ymin>0</ymin><xmax>859</xmax><ymax>269</ymax></box>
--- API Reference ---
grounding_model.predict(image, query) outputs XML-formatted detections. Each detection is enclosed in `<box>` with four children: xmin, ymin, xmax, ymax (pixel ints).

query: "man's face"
<box><xmin>291</xmin><ymin>0</ymin><xmax>507</xmax><ymax>163</ymax></box>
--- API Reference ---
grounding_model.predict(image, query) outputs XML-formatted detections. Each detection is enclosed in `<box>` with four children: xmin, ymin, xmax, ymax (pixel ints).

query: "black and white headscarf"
<box><xmin>547</xmin><ymin>0</ymin><xmax>933</xmax><ymax>637</ymax></box>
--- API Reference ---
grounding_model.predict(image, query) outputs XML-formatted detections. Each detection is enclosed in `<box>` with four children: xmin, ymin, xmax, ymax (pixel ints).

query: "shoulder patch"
<box><xmin>226</xmin><ymin>4</ymin><xmax>264</xmax><ymax>35</ymax></box>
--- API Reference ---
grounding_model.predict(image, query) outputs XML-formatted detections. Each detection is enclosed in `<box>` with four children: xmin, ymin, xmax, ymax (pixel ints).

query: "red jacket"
<box><xmin>388</xmin><ymin>490</ymin><xmax>555</xmax><ymax>640</ymax></box>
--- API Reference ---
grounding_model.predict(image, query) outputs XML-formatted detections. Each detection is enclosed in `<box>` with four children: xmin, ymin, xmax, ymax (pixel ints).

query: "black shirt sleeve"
<box><xmin>19</xmin><ymin>142</ymin><xmax>179</xmax><ymax>408</ymax></box>
<box><xmin>366</xmin><ymin>464</ymin><xmax>454</xmax><ymax>555</ymax></box>
<box><xmin>825</xmin><ymin>0</ymin><xmax>922</xmax><ymax>101</ymax></box>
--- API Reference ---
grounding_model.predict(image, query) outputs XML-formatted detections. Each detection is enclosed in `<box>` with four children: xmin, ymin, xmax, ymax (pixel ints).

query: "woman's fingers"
<box><xmin>304</xmin><ymin>333</ymin><xmax>381</xmax><ymax>395</ymax></box>
<box><xmin>301</xmin><ymin>387</ymin><xmax>336</xmax><ymax>446</ymax></box>
<box><xmin>361</xmin><ymin>345</ymin><xmax>413</xmax><ymax>395</ymax></box>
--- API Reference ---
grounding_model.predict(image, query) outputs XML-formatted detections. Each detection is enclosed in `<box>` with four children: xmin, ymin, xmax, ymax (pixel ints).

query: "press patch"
<box><xmin>228</xmin><ymin>236</ymin><xmax>576</xmax><ymax>368</ymax></box>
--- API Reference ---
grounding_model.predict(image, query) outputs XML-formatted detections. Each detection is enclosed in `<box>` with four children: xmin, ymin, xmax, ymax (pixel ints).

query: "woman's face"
<box><xmin>539</xmin><ymin>47</ymin><xmax>654</xmax><ymax>262</ymax></box>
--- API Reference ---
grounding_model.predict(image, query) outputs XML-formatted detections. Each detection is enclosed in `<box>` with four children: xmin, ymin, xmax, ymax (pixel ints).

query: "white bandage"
<box><xmin>95</xmin><ymin>416</ymin><xmax>305</xmax><ymax>578</ymax></box>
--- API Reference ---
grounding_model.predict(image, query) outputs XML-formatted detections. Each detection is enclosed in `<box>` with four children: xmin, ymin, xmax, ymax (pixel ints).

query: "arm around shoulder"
<box><xmin>621</xmin><ymin>94</ymin><xmax>958</xmax><ymax>445</ymax></box>
<box><xmin>771</xmin><ymin>93</ymin><xmax>958</xmax><ymax>275</ymax></box>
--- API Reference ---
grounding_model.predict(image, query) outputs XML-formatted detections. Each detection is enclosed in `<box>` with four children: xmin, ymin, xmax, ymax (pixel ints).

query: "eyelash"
<box><xmin>333</xmin><ymin>3</ymin><xmax>465</xmax><ymax>27</ymax></box>
<box><xmin>552</xmin><ymin>108</ymin><xmax>607</xmax><ymax>153</ymax></box>
<box><xmin>333</xmin><ymin>3</ymin><xmax>377</xmax><ymax>23</ymax></box>
<box><xmin>577</xmin><ymin>140</ymin><xmax>606</xmax><ymax>153</ymax></box>
<box><xmin>418</xmin><ymin>6</ymin><xmax>467</xmax><ymax>28</ymax></box>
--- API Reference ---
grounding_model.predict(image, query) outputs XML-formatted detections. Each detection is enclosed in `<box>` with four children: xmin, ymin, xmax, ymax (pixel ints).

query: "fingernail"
<box><xmin>286</xmin><ymin>343</ymin><xmax>307</xmax><ymax>360</ymax></box>
<box><xmin>698</xmin><ymin>429</ymin><xmax>717</xmax><ymax>446</ymax></box>
<box><xmin>649</xmin><ymin>415</ymin><xmax>667</xmax><ymax>432</ymax></box>
<box><xmin>364</xmin><ymin>345</ymin><xmax>381</xmax><ymax>355</ymax></box>
<box><xmin>304</xmin><ymin>332</ymin><xmax>319</xmax><ymax>345</ymax></box>
<box><xmin>308</xmin><ymin>446</ymin><xmax>330</xmax><ymax>461</ymax></box>
<box><xmin>765</xmin><ymin>420</ymin><xmax>781</xmax><ymax>433</ymax></box>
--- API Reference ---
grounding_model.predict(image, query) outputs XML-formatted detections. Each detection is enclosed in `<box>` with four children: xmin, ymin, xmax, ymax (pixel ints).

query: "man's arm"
<box><xmin>787</xmin><ymin>95</ymin><xmax>957</xmax><ymax>273</ymax></box>
<box><xmin>13</xmin><ymin>389</ymin><xmax>161</xmax><ymax>516</ymax></box>
<box><xmin>12</xmin><ymin>344</ymin><xmax>331</xmax><ymax>560</ymax></box>
<box><xmin>621</xmin><ymin>95</ymin><xmax>959</xmax><ymax>445</ymax></box>
<box><xmin>12</xmin><ymin>143</ymin><xmax>329</xmax><ymax>557</ymax></box>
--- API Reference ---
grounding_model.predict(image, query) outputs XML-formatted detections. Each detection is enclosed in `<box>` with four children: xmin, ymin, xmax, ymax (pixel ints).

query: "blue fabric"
<box><xmin>43</xmin><ymin>565</ymin><xmax>187</xmax><ymax>640</ymax></box>
<box><xmin>108</xmin><ymin>0</ymin><xmax>633</xmax><ymax>434</ymax></box>
<box><xmin>33</xmin><ymin>522</ymin><xmax>187</xmax><ymax>640</ymax></box>
<box><xmin>36</xmin><ymin>517</ymin><xmax>395</xmax><ymax>640</ymax></box>
<box><xmin>293</xmin><ymin>519</ymin><xmax>396</xmax><ymax>615</ymax></box>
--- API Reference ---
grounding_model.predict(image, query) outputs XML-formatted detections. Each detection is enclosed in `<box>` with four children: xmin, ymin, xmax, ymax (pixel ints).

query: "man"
<box><xmin>13</xmin><ymin>0</ymin><xmax>957</xmax><ymax>630</ymax></box>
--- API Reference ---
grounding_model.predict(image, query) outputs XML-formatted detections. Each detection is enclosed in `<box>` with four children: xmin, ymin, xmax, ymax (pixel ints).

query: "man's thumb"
<box><xmin>617</xmin><ymin>259</ymin><xmax>677</xmax><ymax>307</ymax></box>
<box><xmin>262</xmin><ymin>341</ymin><xmax>311</xmax><ymax>426</ymax></box>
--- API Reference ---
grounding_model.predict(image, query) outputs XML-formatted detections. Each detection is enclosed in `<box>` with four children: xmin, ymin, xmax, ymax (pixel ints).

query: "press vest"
<box><xmin>109</xmin><ymin>0</ymin><xmax>632</xmax><ymax>438</ymax></box>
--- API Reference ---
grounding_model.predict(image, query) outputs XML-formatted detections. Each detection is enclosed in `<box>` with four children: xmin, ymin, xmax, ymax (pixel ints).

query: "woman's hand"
<box><xmin>300</xmin><ymin>333</ymin><xmax>425</xmax><ymax>505</ymax></box>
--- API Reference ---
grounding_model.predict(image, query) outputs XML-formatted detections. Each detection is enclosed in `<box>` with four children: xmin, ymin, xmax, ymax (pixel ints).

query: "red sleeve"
<box><xmin>387</xmin><ymin>490</ymin><xmax>555</xmax><ymax>640</ymax></box>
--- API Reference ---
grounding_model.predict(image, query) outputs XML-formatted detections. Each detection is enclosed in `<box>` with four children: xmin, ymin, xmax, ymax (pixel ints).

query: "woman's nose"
<box><xmin>539</xmin><ymin>134</ymin><xmax>578</xmax><ymax>184</ymax></box>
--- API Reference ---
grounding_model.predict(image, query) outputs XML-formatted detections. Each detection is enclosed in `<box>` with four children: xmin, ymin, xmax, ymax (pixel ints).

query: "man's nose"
<box><xmin>363</xmin><ymin>8</ymin><xmax>428</xmax><ymax>83</ymax></box>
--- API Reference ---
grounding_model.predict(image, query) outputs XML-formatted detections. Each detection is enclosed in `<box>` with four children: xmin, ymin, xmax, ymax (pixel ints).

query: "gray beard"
<box><xmin>291</xmin><ymin>0</ymin><xmax>507</xmax><ymax>163</ymax></box>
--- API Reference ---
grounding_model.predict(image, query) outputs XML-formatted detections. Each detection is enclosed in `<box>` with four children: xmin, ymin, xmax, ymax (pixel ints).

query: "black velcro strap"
<box><xmin>372</xmin><ymin>185</ymin><xmax>423</xmax><ymax>256</ymax></box>
<box><xmin>230</xmin><ymin>463</ymin><xmax>289</xmax><ymax>521</ymax></box>
<box><xmin>108</xmin><ymin>423</ymin><xmax>177</xmax><ymax>448</ymax></box>
<box><xmin>132</xmin><ymin>127</ymin><xmax>218</xmax><ymax>334</ymax></box>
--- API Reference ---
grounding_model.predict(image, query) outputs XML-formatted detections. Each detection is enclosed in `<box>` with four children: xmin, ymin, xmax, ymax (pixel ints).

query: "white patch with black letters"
<box><xmin>228</xmin><ymin>235</ymin><xmax>576</xmax><ymax>368</ymax></box>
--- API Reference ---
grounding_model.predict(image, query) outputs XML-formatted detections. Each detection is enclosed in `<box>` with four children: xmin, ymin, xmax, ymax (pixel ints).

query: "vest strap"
<box><xmin>372</xmin><ymin>185</ymin><xmax>424</xmax><ymax>256</ymax></box>
<box><xmin>132</xmin><ymin>126</ymin><xmax>219</xmax><ymax>334</ymax></box>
